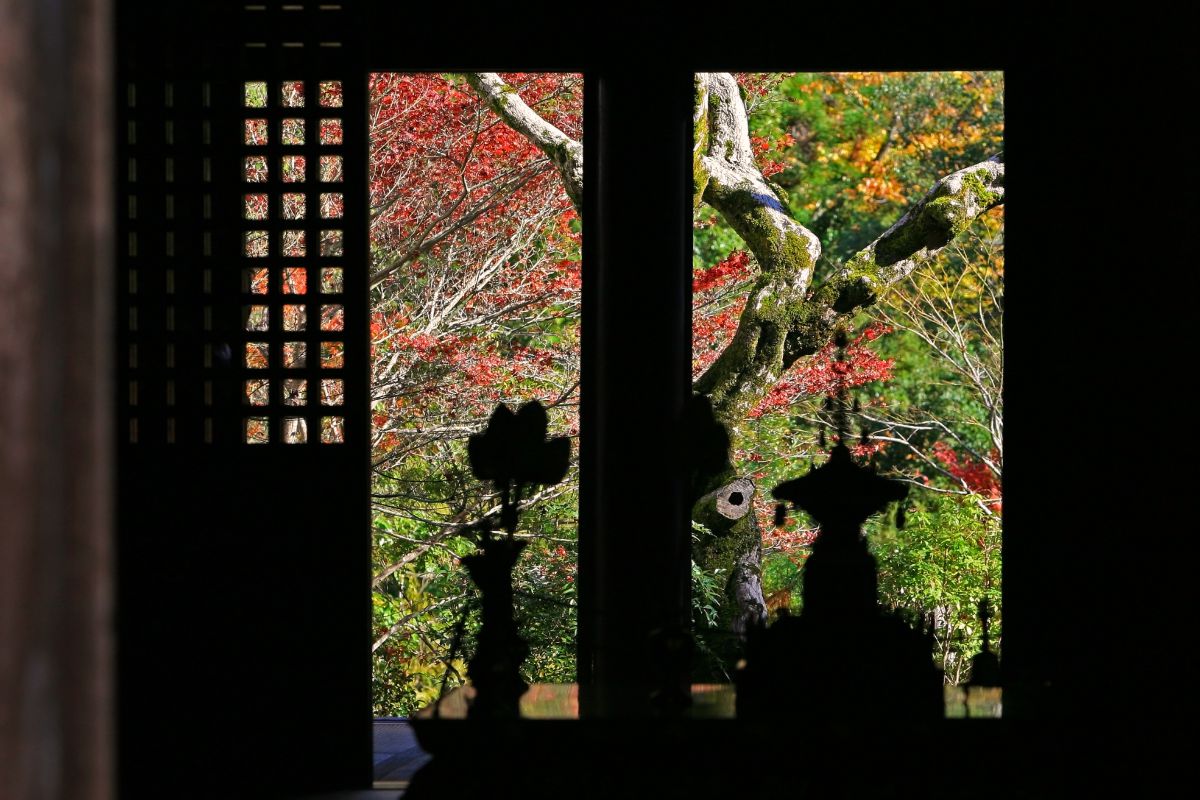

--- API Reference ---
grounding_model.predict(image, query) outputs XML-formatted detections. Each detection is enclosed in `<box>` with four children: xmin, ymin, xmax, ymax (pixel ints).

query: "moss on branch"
<box><xmin>693</xmin><ymin>75</ymin><xmax>710</xmax><ymax>209</ymax></box>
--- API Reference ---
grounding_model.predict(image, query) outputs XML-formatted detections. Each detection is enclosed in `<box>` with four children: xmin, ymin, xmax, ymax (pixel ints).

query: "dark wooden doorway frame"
<box><xmin>107</xmin><ymin>5</ymin><xmax>1063</xmax><ymax>797</ymax></box>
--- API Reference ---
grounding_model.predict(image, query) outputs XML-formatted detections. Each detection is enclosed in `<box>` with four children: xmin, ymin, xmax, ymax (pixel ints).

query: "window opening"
<box><xmin>691</xmin><ymin>71</ymin><xmax>1003</xmax><ymax>714</ymax></box>
<box><xmin>368</xmin><ymin>73</ymin><xmax>583</xmax><ymax>717</ymax></box>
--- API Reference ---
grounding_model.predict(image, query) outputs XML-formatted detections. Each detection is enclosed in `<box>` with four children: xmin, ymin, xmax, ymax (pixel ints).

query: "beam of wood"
<box><xmin>0</xmin><ymin>0</ymin><xmax>113</xmax><ymax>798</ymax></box>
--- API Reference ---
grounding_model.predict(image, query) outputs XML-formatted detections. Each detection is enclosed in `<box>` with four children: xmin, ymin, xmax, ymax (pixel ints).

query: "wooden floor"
<box><xmin>292</xmin><ymin>721</ymin><xmax>429</xmax><ymax>798</ymax></box>
<box><xmin>372</xmin><ymin>719</ymin><xmax>432</xmax><ymax>787</ymax></box>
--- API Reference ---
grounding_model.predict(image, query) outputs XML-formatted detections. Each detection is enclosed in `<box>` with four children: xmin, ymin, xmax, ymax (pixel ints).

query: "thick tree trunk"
<box><xmin>693</xmin><ymin>476</ymin><xmax>765</xmax><ymax>636</ymax></box>
<box><xmin>691</xmin><ymin>473</ymin><xmax>765</xmax><ymax>677</ymax></box>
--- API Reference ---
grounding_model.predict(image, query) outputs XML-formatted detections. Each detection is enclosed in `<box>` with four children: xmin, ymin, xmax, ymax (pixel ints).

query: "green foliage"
<box><xmin>761</xmin><ymin>551</ymin><xmax>805</xmax><ymax>616</ymax></box>
<box><xmin>371</xmin><ymin>562</ymin><xmax>474</xmax><ymax>715</ymax></box>
<box><xmin>691</xmin><ymin>522</ymin><xmax>727</xmax><ymax>630</ymax></box>
<box><xmin>742</xmin><ymin>71</ymin><xmax>1003</xmax><ymax>269</ymax></box>
<box><xmin>689</xmin><ymin>521</ymin><xmax>735</xmax><ymax>679</ymax></box>
<box><xmin>868</xmin><ymin>492</ymin><xmax>1001</xmax><ymax>684</ymax></box>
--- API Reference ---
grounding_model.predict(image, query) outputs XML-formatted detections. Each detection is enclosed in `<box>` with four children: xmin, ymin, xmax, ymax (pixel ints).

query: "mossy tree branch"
<box><xmin>694</xmin><ymin>71</ymin><xmax>1004</xmax><ymax>432</ymax></box>
<box><xmin>466</xmin><ymin>73</ymin><xmax>583</xmax><ymax>213</ymax></box>
<box><xmin>779</xmin><ymin>154</ymin><xmax>1005</xmax><ymax>374</ymax></box>
<box><xmin>693</xmin><ymin>73</ymin><xmax>823</xmax><ymax>428</ymax></box>
<box><xmin>693</xmin><ymin>74</ymin><xmax>710</xmax><ymax>209</ymax></box>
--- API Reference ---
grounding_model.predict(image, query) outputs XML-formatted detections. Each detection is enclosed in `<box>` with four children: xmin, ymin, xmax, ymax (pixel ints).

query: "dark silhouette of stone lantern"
<box><xmin>969</xmin><ymin>597</ymin><xmax>1001</xmax><ymax>688</ymax></box>
<box><xmin>463</xmin><ymin>401</ymin><xmax>570</xmax><ymax>719</ymax></box>
<box><xmin>736</xmin><ymin>330</ymin><xmax>944</xmax><ymax>722</ymax></box>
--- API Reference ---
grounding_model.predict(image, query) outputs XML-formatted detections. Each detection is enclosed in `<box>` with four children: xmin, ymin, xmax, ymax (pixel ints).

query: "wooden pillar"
<box><xmin>579</xmin><ymin>69</ymin><xmax>693</xmax><ymax>717</ymax></box>
<box><xmin>0</xmin><ymin>0</ymin><xmax>114</xmax><ymax>798</ymax></box>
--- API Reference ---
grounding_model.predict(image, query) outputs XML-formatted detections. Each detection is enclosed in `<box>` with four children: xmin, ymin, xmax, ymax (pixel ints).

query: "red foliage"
<box><xmin>692</xmin><ymin>301</ymin><xmax>746</xmax><ymax>377</ymax></box>
<box><xmin>751</xmin><ymin>133</ymin><xmax>796</xmax><ymax>178</ymax></box>
<box><xmin>931</xmin><ymin>442</ymin><xmax>1001</xmax><ymax>506</ymax></box>
<box><xmin>370</xmin><ymin>74</ymin><xmax>579</xmax><ymax>260</ymax></box>
<box><xmin>369</xmin><ymin>74</ymin><xmax>583</xmax><ymax>450</ymax></box>
<box><xmin>693</xmin><ymin>250</ymin><xmax>753</xmax><ymax>293</ymax></box>
<box><xmin>748</xmin><ymin>324</ymin><xmax>894</xmax><ymax>418</ymax></box>
<box><xmin>734</xmin><ymin>73</ymin><xmax>795</xmax><ymax>102</ymax></box>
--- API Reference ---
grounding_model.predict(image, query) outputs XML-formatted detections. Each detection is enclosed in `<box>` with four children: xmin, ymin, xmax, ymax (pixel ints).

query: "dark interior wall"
<box><xmin>0</xmin><ymin>1</ymin><xmax>113</xmax><ymax>799</ymax></box>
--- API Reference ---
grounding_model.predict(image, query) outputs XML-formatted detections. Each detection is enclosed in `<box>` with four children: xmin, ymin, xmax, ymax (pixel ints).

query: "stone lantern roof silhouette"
<box><xmin>773</xmin><ymin>441</ymin><xmax>909</xmax><ymax>529</ymax></box>
<box><xmin>771</xmin><ymin>440</ymin><xmax>908</xmax><ymax>619</ymax></box>
<box><xmin>736</xmin><ymin>329</ymin><xmax>943</xmax><ymax>722</ymax></box>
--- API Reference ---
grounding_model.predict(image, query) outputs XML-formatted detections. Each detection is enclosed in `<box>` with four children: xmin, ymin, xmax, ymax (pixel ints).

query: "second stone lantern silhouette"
<box><xmin>736</xmin><ymin>330</ymin><xmax>944</xmax><ymax>722</ymax></box>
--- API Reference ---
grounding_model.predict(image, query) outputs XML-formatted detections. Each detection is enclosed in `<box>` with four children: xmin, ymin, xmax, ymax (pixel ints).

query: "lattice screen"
<box><xmin>116</xmin><ymin>2</ymin><xmax>371</xmax><ymax>792</ymax></box>
<box><xmin>118</xmin><ymin>1</ymin><xmax>363</xmax><ymax>448</ymax></box>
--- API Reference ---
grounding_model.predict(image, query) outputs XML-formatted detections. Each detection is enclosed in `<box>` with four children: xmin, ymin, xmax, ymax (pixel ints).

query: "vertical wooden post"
<box><xmin>579</xmin><ymin>69</ymin><xmax>693</xmax><ymax>717</ymax></box>
<box><xmin>0</xmin><ymin>0</ymin><xmax>113</xmax><ymax>798</ymax></box>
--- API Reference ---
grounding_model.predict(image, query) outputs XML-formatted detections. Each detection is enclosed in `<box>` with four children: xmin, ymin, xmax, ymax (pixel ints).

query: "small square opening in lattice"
<box><xmin>319</xmin><ymin>155</ymin><xmax>342</xmax><ymax>182</ymax></box>
<box><xmin>245</xmin><ymin>342</ymin><xmax>269</xmax><ymax>369</ymax></box>
<box><xmin>282</xmin><ymin>155</ymin><xmax>306</xmax><ymax>183</ymax></box>
<box><xmin>320</xmin><ymin>229</ymin><xmax>343</xmax><ymax>256</ymax></box>
<box><xmin>320</xmin><ymin>193</ymin><xmax>343</xmax><ymax>219</ymax></box>
<box><xmin>281</xmin><ymin>81</ymin><xmax>305</xmax><ymax>108</ymax></box>
<box><xmin>283</xmin><ymin>341</ymin><xmax>307</xmax><ymax>368</ymax></box>
<box><xmin>245</xmin><ymin>379</ymin><xmax>270</xmax><ymax>406</ymax></box>
<box><xmin>282</xmin><ymin>229</ymin><xmax>306</xmax><ymax>257</ymax></box>
<box><xmin>244</xmin><ymin>155</ymin><xmax>268</xmax><ymax>182</ymax></box>
<box><xmin>282</xmin><ymin>118</ymin><xmax>305</xmax><ymax>145</ymax></box>
<box><xmin>282</xmin><ymin>417</ymin><xmax>308</xmax><ymax>444</ymax></box>
<box><xmin>245</xmin><ymin>417</ymin><xmax>270</xmax><ymax>444</ymax></box>
<box><xmin>319</xmin><ymin>118</ymin><xmax>343</xmax><ymax>145</ymax></box>
<box><xmin>283</xmin><ymin>304</ymin><xmax>307</xmax><ymax>331</ymax></box>
<box><xmin>320</xmin><ymin>267</ymin><xmax>343</xmax><ymax>293</ymax></box>
<box><xmin>283</xmin><ymin>378</ymin><xmax>308</xmax><ymax>406</ymax></box>
<box><xmin>282</xmin><ymin>193</ymin><xmax>306</xmax><ymax>219</ymax></box>
<box><xmin>321</xmin><ymin>379</ymin><xmax>344</xmax><ymax>405</ymax></box>
<box><xmin>245</xmin><ymin>118</ymin><xmax>268</xmax><ymax>145</ymax></box>
<box><xmin>319</xmin><ymin>81</ymin><xmax>343</xmax><ymax>107</ymax></box>
<box><xmin>244</xmin><ymin>82</ymin><xmax>268</xmax><ymax>108</ymax></box>
<box><xmin>244</xmin><ymin>305</ymin><xmax>269</xmax><ymax>332</ymax></box>
<box><xmin>244</xmin><ymin>193</ymin><xmax>269</xmax><ymax>220</ymax></box>
<box><xmin>320</xmin><ymin>341</ymin><xmax>344</xmax><ymax>368</ymax></box>
<box><xmin>320</xmin><ymin>304</ymin><xmax>345</xmax><ymax>331</ymax></box>
<box><xmin>321</xmin><ymin>416</ymin><xmax>345</xmax><ymax>444</ymax></box>
<box><xmin>243</xmin><ymin>230</ymin><xmax>269</xmax><ymax>257</ymax></box>
<box><xmin>243</xmin><ymin>267</ymin><xmax>270</xmax><ymax>295</ymax></box>
<box><xmin>282</xmin><ymin>268</ymin><xmax>307</xmax><ymax>294</ymax></box>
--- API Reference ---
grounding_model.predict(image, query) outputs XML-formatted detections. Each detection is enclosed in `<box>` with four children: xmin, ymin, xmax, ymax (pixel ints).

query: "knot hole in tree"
<box><xmin>714</xmin><ymin>477</ymin><xmax>755</xmax><ymax>520</ymax></box>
